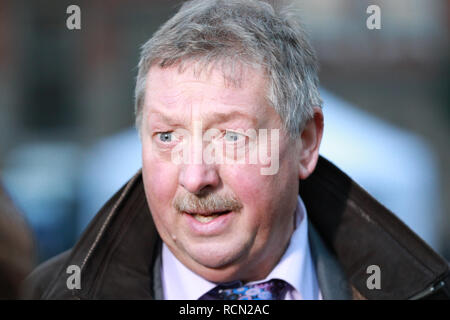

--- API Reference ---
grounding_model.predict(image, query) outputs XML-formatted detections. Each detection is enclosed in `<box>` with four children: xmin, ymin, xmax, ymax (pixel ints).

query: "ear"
<box><xmin>298</xmin><ymin>107</ymin><xmax>324</xmax><ymax>180</ymax></box>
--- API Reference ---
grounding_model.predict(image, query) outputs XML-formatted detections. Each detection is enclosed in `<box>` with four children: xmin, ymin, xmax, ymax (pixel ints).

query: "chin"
<box><xmin>185</xmin><ymin>241</ymin><xmax>250</xmax><ymax>272</ymax></box>
<box><xmin>191</xmin><ymin>248</ymin><xmax>238</xmax><ymax>268</ymax></box>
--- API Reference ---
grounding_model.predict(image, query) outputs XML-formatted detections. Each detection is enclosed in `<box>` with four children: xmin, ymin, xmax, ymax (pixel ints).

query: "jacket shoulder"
<box><xmin>21</xmin><ymin>250</ymin><xmax>71</xmax><ymax>299</ymax></box>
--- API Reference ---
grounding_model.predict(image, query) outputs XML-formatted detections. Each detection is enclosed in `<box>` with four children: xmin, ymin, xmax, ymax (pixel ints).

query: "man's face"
<box><xmin>141</xmin><ymin>63</ymin><xmax>302</xmax><ymax>282</ymax></box>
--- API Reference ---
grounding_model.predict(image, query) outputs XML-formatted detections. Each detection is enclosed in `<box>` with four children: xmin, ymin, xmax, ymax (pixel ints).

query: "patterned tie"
<box><xmin>199</xmin><ymin>279</ymin><xmax>289</xmax><ymax>300</ymax></box>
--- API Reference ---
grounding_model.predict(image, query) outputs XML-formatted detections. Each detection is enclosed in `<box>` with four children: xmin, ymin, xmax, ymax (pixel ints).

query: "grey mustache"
<box><xmin>173</xmin><ymin>192</ymin><xmax>243</xmax><ymax>214</ymax></box>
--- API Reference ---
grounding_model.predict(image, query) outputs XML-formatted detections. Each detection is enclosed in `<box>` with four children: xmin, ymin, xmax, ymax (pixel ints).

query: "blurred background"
<box><xmin>0</xmin><ymin>0</ymin><xmax>448</xmax><ymax>264</ymax></box>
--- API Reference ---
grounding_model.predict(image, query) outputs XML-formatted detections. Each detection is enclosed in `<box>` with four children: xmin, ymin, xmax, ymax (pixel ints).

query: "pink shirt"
<box><xmin>161</xmin><ymin>195</ymin><xmax>322</xmax><ymax>300</ymax></box>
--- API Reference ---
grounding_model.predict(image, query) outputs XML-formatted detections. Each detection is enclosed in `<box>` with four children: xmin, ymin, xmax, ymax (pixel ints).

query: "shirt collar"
<box><xmin>161</xmin><ymin>195</ymin><xmax>315</xmax><ymax>299</ymax></box>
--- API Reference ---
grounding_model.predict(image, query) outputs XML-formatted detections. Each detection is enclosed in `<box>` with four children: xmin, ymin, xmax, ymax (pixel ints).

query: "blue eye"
<box><xmin>224</xmin><ymin>131</ymin><xmax>244</xmax><ymax>142</ymax></box>
<box><xmin>158</xmin><ymin>132</ymin><xmax>173</xmax><ymax>143</ymax></box>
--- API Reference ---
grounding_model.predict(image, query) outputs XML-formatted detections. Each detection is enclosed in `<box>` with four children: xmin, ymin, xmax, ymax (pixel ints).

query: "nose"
<box><xmin>179</xmin><ymin>163</ymin><xmax>220</xmax><ymax>194</ymax></box>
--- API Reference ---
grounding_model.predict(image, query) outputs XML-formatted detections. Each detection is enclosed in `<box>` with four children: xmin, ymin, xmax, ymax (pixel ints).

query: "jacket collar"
<box><xmin>42</xmin><ymin>156</ymin><xmax>449</xmax><ymax>299</ymax></box>
<box><xmin>302</xmin><ymin>156</ymin><xmax>449</xmax><ymax>299</ymax></box>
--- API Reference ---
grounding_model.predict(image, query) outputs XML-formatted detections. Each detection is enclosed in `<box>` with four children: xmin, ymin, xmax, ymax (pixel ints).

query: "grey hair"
<box><xmin>134</xmin><ymin>0</ymin><xmax>322</xmax><ymax>138</ymax></box>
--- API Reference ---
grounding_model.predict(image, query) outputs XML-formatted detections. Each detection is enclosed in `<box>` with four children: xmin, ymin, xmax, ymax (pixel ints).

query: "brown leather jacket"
<box><xmin>23</xmin><ymin>156</ymin><xmax>450</xmax><ymax>299</ymax></box>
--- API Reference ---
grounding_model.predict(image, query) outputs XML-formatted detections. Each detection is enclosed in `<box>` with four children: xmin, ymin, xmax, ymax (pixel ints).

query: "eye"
<box><xmin>224</xmin><ymin>130</ymin><xmax>245</xmax><ymax>142</ymax></box>
<box><xmin>157</xmin><ymin>132</ymin><xmax>174</xmax><ymax>143</ymax></box>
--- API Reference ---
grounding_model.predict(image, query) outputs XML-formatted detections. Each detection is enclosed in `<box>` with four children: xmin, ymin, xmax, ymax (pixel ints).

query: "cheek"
<box><xmin>224</xmin><ymin>165</ymin><xmax>258</xmax><ymax>195</ymax></box>
<box><xmin>224</xmin><ymin>145</ymin><xmax>295</xmax><ymax>204</ymax></box>
<box><xmin>142</xmin><ymin>143</ymin><xmax>178</xmax><ymax>211</ymax></box>
<box><xmin>222</xmin><ymin>152</ymin><xmax>297</xmax><ymax>226</ymax></box>
<box><xmin>223</xmin><ymin>165</ymin><xmax>275</xmax><ymax>219</ymax></box>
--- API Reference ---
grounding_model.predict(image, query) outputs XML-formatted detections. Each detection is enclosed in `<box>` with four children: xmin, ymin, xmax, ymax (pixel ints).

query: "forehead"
<box><xmin>143</xmin><ymin>62</ymin><xmax>273</xmax><ymax>119</ymax></box>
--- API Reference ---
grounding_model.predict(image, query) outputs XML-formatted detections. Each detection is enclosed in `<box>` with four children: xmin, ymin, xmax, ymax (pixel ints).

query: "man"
<box><xmin>24</xmin><ymin>0</ymin><xmax>449</xmax><ymax>299</ymax></box>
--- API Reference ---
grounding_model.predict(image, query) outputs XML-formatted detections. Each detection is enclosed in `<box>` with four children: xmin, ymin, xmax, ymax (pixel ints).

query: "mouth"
<box><xmin>182</xmin><ymin>209</ymin><xmax>236</xmax><ymax>236</ymax></box>
<box><xmin>183</xmin><ymin>210</ymin><xmax>232</xmax><ymax>223</ymax></box>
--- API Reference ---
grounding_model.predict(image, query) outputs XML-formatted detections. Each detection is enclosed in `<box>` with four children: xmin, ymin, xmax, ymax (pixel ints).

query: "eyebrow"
<box><xmin>148</xmin><ymin>109</ymin><xmax>257</xmax><ymax>127</ymax></box>
<box><xmin>208</xmin><ymin>110</ymin><xmax>257</xmax><ymax>126</ymax></box>
<box><xmin>148</xmin><ymin>111</ymin><xmax>183</xmax><ymax>126</ymax></box>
